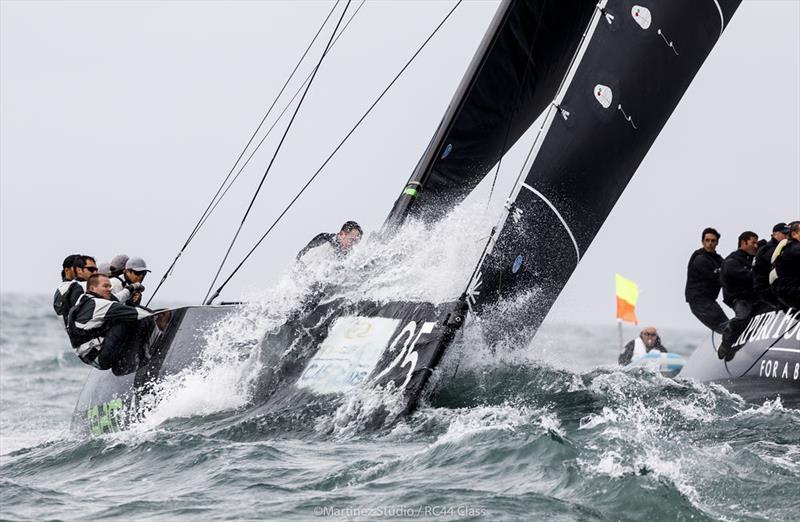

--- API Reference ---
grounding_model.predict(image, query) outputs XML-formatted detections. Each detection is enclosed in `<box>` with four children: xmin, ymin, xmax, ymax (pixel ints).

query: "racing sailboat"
<box><xmin>75</xmin><ymin>0</ymin><xmax>796</xmax><ymax>436</ymax></box>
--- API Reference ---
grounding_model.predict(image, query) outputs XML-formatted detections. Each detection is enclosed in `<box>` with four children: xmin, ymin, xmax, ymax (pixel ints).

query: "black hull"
<box><xmin>681</xmin><ymin>308</ymin><xmax>800</xmax><ymax>408</ymax></box>
<box><xmin>71</xmin><ymin>300</ymin><xmax>467</xmax><ymax>436</ymax></box>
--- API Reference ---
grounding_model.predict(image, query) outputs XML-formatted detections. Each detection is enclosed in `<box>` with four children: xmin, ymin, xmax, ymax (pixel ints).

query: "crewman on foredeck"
<box><xmin>296</xmin><ymin>221</ymin><xmax>363</xmax><ymax>263</ymax></box>
<box><xmin>717</xmin><ymin>231</ymin><xmax>759</xmax><ymax>361</ymax></box>
<box><xmin>685</xmin><ymin>227</ymin><xmax>728</xmax><ymax>334</ymax></box>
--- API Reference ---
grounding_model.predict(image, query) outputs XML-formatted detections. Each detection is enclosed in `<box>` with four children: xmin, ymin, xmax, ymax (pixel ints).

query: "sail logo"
<box><xmin>734</xmin><ymin>308</ymin><xmax>800</xmax><ymax>347</ymax></box>
<box><xmin>631</xmin><ymin>6</ymin><xmax>652</xmax><ymax>30</ymax></box>
<box><xmin>344</xmin><ymin>318</ymin><xmax>374</xmax><ymax>339</ymax></box>
<box><xmin>466</xmin><ymin>271</ymin><xmax>483</xmax><ymax>312</ymax></box>
<box><xmin>594</xmin><ymin>85</ymin><xmax>613</xmax><ymax>108</ymax></box>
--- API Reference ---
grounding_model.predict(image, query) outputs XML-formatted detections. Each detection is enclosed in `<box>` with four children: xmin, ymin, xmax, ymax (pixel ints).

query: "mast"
<box><xmin>383</xmin><ymin>0</ymin><xmax>597</xmax><ymax>230</ymax></box>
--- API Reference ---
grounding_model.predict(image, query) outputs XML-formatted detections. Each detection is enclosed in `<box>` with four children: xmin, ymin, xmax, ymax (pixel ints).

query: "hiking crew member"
<box><xmin>753</xmin><ymin>222</ymin><xmax>789</xmax><ymax>311</ymax></box>
<box><xmin>109</xmin><ymin>254</ymin><xmax>129</xmax><ymax>299</ymax></box>
<box><xmin>685</xmin><ymin>227</ymin><xmax>728</xmax><ymax>334</ymax></box>
<box><xmin>67</xmin><ymin>273</ymin><xmax>154</xmax><ymax>375</ymax></box>
<box><xmin>296</xmin><ymin>221</ymin><xmax>363</xmax><ymax>262</ymax></box>
<box><xmin>718</xmin><ymin>231</ymin><xmax>759</xmax><ymax>361</ymax></box>
<box><xmin>771</xmin><ymin>221</ymin><xmax>800</xmax><ymax>309</ymax></box>
<box><xmin>60</xmin><ymin>255</ymin><xmax>99</xmax><ymax>320</ymax></box>
<box><xmin>53</xmin><ymin>254</ymin><xmax>82</xmax><ymax>325</ymax></box>
<box><xmin>619</xmin><ymin>326</ymin><xmax>668</xmax><ymax>366</ymax></box>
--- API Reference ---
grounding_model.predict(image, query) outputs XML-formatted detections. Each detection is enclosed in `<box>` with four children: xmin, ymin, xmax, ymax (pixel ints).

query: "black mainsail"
<box><xmin>465</xmin><ymin>0</ymin><xmax>742</xmax><ymax>340</ymax></box>
<box><xmin>383</xmin><ymin>0</ymin><xmax>597</xmax><ymax>227</ymax></box>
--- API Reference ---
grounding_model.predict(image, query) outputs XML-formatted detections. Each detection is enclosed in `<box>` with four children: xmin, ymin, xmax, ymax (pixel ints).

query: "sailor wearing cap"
<box><xmin>122</xmin><ymin>257</ymin><xmax>151</xmax><ymax>306</ymax></box>
<box><xmin>753</xmin><ymin>222</ymin><xmax>790</xmax><ymax>311</ymax></box>
<box><xmin>771</xmin><ymin>221</ymin><xmax>800</xmax><ymax>309</ymax></box>
<box><xmin>106</xmin><ymin>254</ymin><xmax>138</xmax><ymax>304</ymax></box>
<box><xmin>108</xmin><ymin>254</ymin><xmax>129</xmax><ymax>295</ymax></box>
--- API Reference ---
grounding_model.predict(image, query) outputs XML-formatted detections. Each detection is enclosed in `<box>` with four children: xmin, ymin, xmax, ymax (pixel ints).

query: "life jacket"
<box><xmin>632</xmin><ymin>337</ymin><xmax>647</xmax><ymax>359</ymax></box>
<box><xmin>769</xmin><ymin>238</ymin><xmax>788</xmax><ymax>285</ymax></box>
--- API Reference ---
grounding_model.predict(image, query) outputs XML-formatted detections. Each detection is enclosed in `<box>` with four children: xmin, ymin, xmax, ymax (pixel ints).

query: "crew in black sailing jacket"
<box><xmin>717</xmin><ymin>231</ymin><xmax>759</xmax><ymax>361</ymax></box>
<box><xmin>53</xmin><ymin>254</ymin><xmax>81</xmax><ymax>325</ymax></box>
<box><xmin>685</xmin><ymin>227</ymin><xmax>728</xmax><ymax>334</ymax></box>
<box><xmin>296</xmin><ymin>221</ymin><xmax>363</xmax><ymax>262</ymax></box>
<box><xmin>753</xmin><ymin>222</ymin><xmax>789</xmax><ymax>310</ymax></box>
<box><xmin>67</xmin><ymin>273</ymin><xmax>154</xmax><ymax>374</ymax></box>
<box><xmin>772</xmin><ymin>221</ymin><xmax>800</xmax><ymax>309</ymax></box>
<box><xmin>55</xmin><ymin>255</ymin><xmax>98</xmax><ymax>325</ymax></box>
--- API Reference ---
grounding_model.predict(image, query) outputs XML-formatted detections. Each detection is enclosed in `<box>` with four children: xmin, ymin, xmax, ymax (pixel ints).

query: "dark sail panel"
<box><xmin>383</xmin><ymin>0</ymin><xmax>597</xmax><ymax>228</ymax></box>
<box><xmin>469</xmin><ymin>0</ymin><xmax>742</xmax><ymax>339</ymax></box>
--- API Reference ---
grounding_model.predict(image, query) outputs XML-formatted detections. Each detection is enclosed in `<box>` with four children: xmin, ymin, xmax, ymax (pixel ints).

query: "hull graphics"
<box><xmin>71</xmin><ymin>305</ymin><xmax>236</xmax><ymax>436</ymax></box>
<box><xmin>681</xmin><ymin>308</ymin><xmax>800</xmax><ymax>407</ymax></box>
<box><xmin>252</xmin><ymin>298</ymin><xmax>466</xmax><ymax>416</ymax></box>
<box><xmin>71</xmin><ymin>300</ymin><xmax>466</xmax><ymax>435</ymax></box>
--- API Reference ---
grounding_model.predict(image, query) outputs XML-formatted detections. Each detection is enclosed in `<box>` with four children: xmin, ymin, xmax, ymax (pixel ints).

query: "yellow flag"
<box><xmin>615</xmin><ymin>273</ymin><xmax>639</xmax><ymax>324</ymax></box>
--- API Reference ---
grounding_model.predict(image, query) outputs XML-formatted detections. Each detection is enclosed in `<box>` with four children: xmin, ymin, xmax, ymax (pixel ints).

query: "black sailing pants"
<box><xmin>96</xmin><ymin>318</ymin><xmax>155</xmax><ymax>376</ymax></box>
<box><xmin>688</xmin><ymin>299</ymin><xmax>729</xmax><ymax>334</ymax></box>
<box><xmin>720</xmin><ymin>299</ymin><xmax>754</xmax><ymax>350</ymax></box>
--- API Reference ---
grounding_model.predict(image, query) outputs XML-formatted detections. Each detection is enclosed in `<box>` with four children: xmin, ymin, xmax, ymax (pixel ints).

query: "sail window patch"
<box><xmin>631</xmin><ymin>6</ymin><xmax>652</xmax><ymax>29</ymax></box>
<box><xmin>594</xmin><ymin>84</ymin><xmax>613</xmax><ymax>109</ymax></box>
<box><xmin>512</xmin><ymin>255</ymin><xmax>523</xmax><ymax>274</ymax></box>
<box><xmin>441</xmin><ymin>143</ymin><xmax>453</xmax><ymax>159</ymax></box>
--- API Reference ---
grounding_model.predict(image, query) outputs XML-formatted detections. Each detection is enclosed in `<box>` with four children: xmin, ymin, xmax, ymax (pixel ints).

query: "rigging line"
<box><xmin>191</xmin><ymin>0</ymin><xmax>367</xmax><ymax>237</ymax></box>
<box><xmin>206</xmin><ymin>0</ymin><xmax>464</xmax><ymax>304</ymax></box>
<box><xmin>146</xmin><ymin>1</ymin><xmax>341</xmax><ymax>307</ymax></box>
<box><xmin>486</xmin><ymin>8</ymin><xmax>547</xmax><ymax>207</ymax></box>
<box><xmin>203</xmin><ymin>0</ymin><xmax>353</xmax><ymax>305</ymax></box>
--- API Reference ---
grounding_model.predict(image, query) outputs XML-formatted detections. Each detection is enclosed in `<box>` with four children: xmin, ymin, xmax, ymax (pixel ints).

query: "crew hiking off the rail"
<box><xmin>684</xmin><ymin>221</ymin><xmax>800</xmax><ymax>361</ymax></box>
<box><xmin>55</xmin><ymin>222</ymin><xmax>364</xmax><ymax>373</ymax></box>
<box><xmin>54</xmin><ymin>253</ymin><xmax>167</xmax><ymax>375</ymax></box>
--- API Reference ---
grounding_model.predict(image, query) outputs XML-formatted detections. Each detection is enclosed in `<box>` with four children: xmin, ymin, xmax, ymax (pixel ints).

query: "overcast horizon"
<box><xmin>2</xmin><ymin>0</ymin><xmax>798</xmax><ymax>331</ymax></box>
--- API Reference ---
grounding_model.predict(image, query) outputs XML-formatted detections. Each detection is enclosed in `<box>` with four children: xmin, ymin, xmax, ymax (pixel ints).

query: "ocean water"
<box><xmin>2</xmin><ymin>289</ymin><xmax>799</xmax><ymax>522</ymax></box>
<box><xmin>2</xmin><ymin>209</ymin><xmax>799</xmax><ymax>522</ymax></box>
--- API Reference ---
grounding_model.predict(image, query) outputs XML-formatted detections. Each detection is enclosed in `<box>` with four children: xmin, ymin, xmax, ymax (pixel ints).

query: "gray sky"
<box><xmin>2</xmin><ymin>0</ymin><xmax>798</xmax><ymax>329</ymax></box>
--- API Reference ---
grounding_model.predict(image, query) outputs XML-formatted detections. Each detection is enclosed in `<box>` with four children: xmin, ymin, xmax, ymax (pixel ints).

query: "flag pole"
<box><xmin>617</xmin><ymin>318</ymin><xmax>624</xmax><ymax>353</ymax></box>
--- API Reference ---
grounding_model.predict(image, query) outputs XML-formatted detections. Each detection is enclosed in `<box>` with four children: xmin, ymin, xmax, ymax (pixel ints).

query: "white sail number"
<box><xmin>374</xmin><ymin>321</ymin><xmax>436</xmax><ymax>389</ymax></box>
